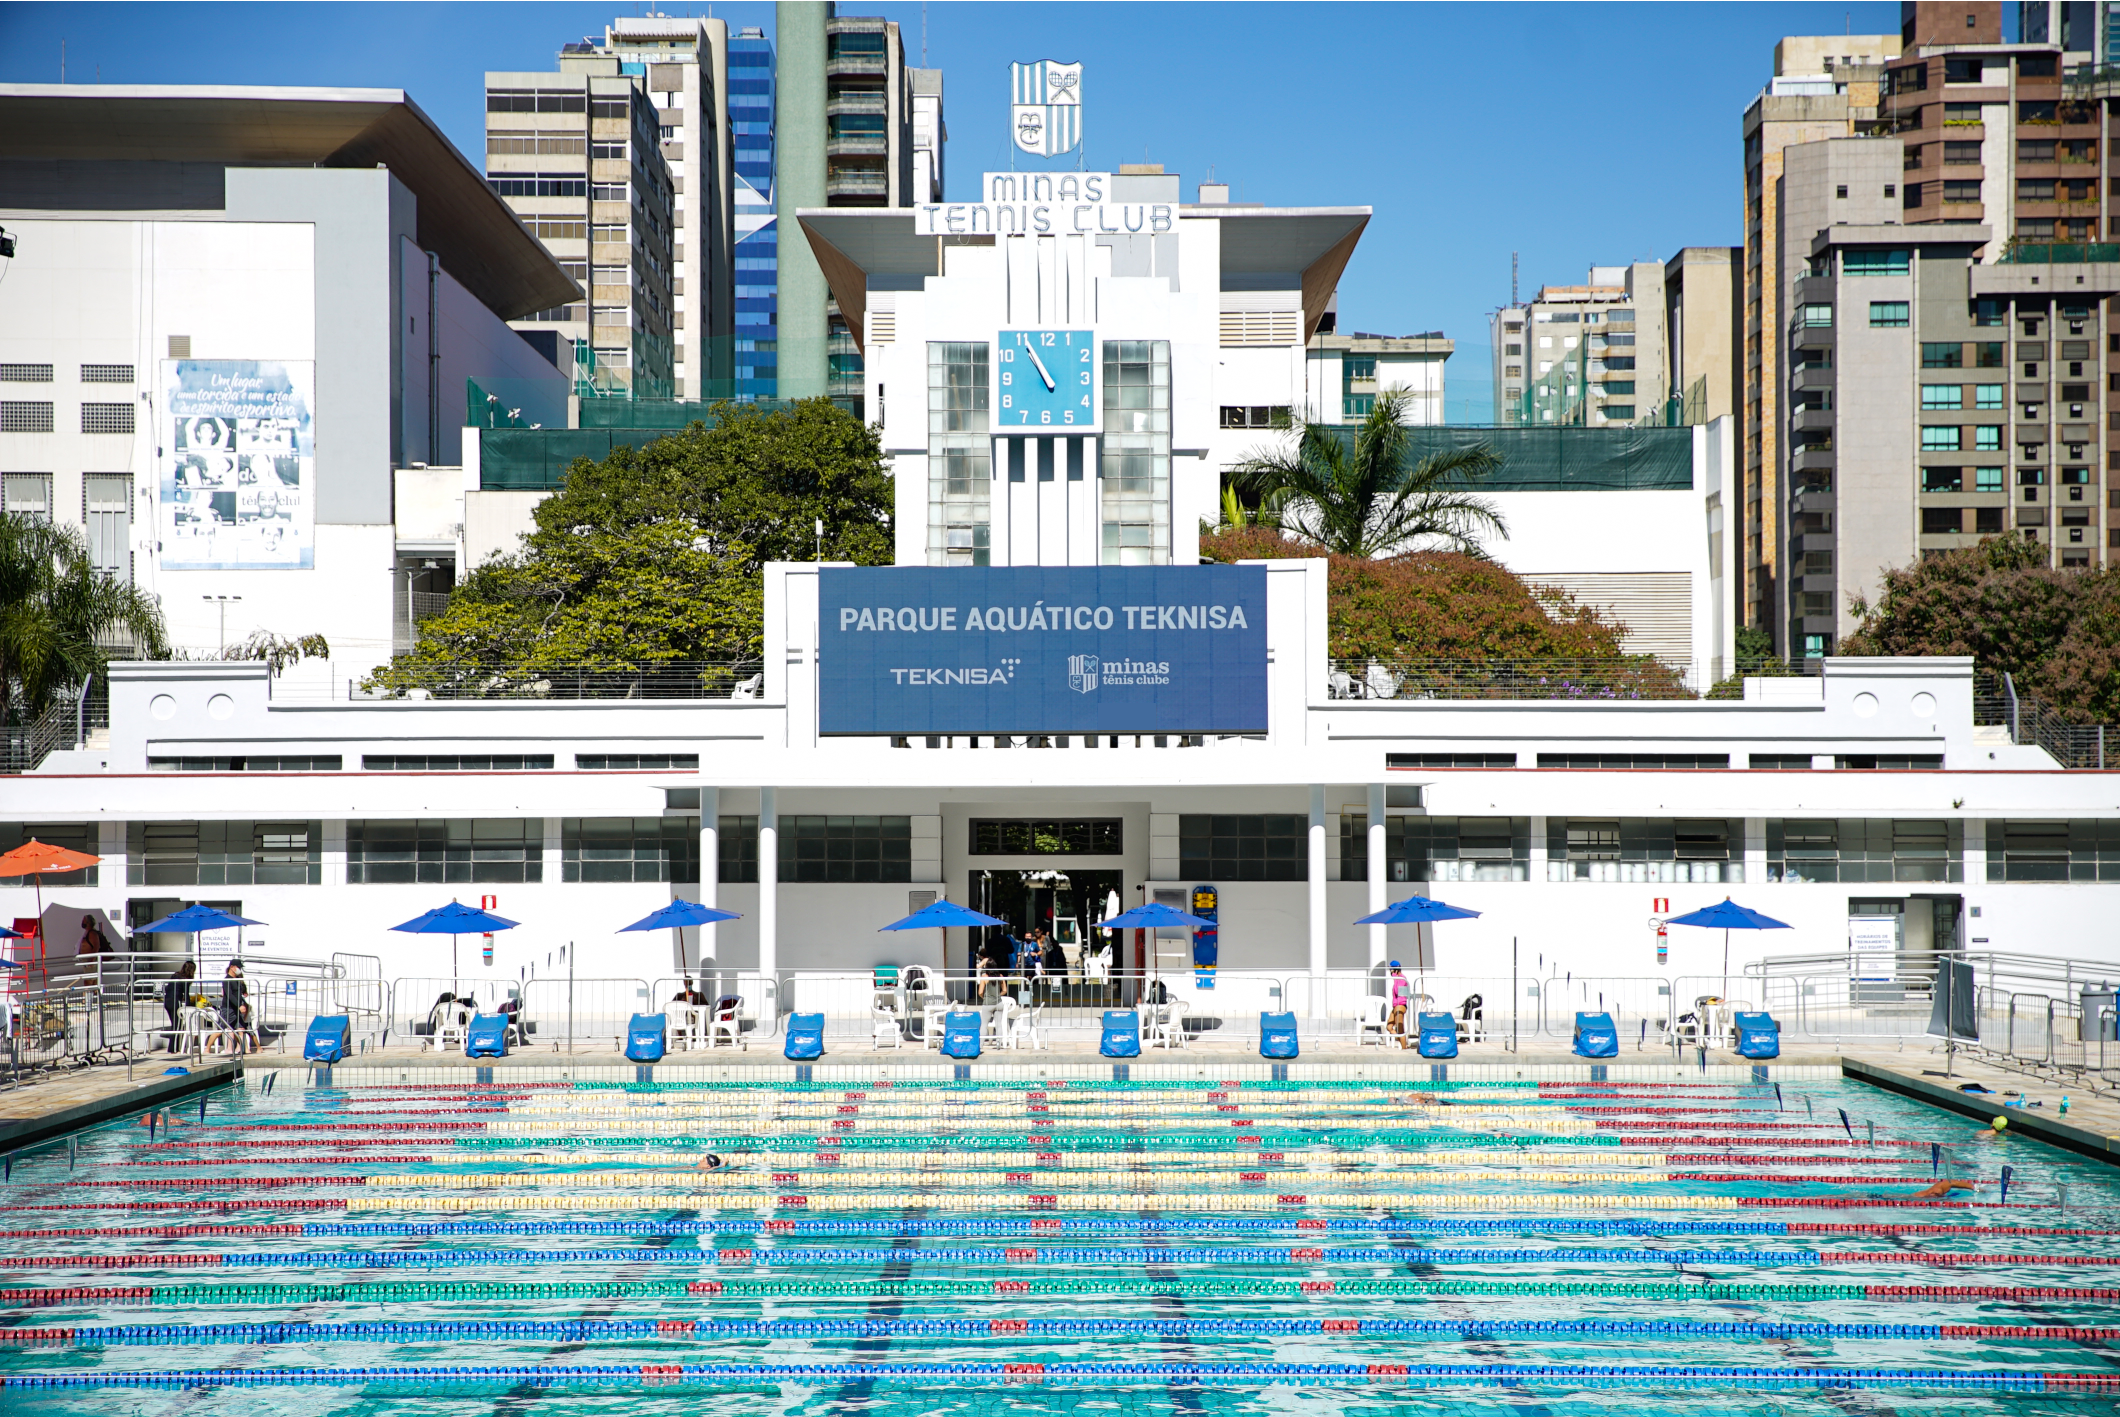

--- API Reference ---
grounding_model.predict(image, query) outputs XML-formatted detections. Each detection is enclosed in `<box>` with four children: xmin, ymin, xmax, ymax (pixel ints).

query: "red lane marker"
<box><xmin>655</xmin><ymin>1320</ymin><xmax>696</xmax><ymax>1336</ymax></box>
<box><xmin>1004</xmin><ymin>1248</ymin><xmax>1037</xmax><ymax>1261</ymax></box>
<box><xmin>2045</xmin><ymin>1374</ymin><xmax>2120</xmax><ymax>1391</ymax></box>
<box><xmin>990</xmin><ymin>1319</ymin><xmax>1029</xmax><ymax>1335</ymax></box>
<box><xmin>1869</xmin><ymin>1285</ymin><xmax>2120</xmax><ymax>1300</ymax></box>
<box><xmin>0</xmin><ymin>1226</ymin><xmax>303</xmax><ymax>1239</ymax></box>
<box><xmin>0</xmin><ymin>1255</ymin><xmax>224</xmax><ymax>1269</ymax></box>
<box><xmin>0</xmin><ymin>1329</ymin><xmax>76</xmax><ymax>1344</ymax></box>
<box><xmin>1300</xmin><ymin>1280</ymin><xmax>1336</xmax><ymax>1294</ymax></box>
<box><xmin>1323</xmin><ymin>1319</ymin><xmax>1361</xmax><ymax>1333</ymax></box>
<box><xmin>0</xmin><ymin>1288</ymin><xmax>153</xmax><ymax>1307</ymax></box>
<box><xmin>686</xmin><ymin>1281</ymin><xmax>725</xmax><ymax>1296</ymax></box>
<box><xmin>714</xmin><ymin>1250</ymin><xmax>753</xmax><ymax>1264</ymax></box>
<box><xmin>1791</xmin><ymin>1224</ymin><xmax>2120</xmax><ymax>1238</ymax></box>
<box><xmin>993</xmin><ymin>1280</ymin><xmax>1030</xmax><ymax>1295</ymax></box>
<box><xmin>1290</xmin><ymin>1248</ymin><xmax>1323</xmax><ymax>1261</ymax></box>
<box><xmin>1944</xmin><ymin>1325</ymin><xmax>2120</xmax><ymax>1340</ymax></box>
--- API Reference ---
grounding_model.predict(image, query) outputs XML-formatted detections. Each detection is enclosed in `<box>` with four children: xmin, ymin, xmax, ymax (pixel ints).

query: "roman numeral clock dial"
<box><xmin>995</xmin><ymin>330</ymin><xmax>1098</xmax><ymax>432</ymax></box>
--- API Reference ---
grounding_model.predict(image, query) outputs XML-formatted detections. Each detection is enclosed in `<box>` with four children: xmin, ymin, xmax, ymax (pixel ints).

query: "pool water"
<box><xmin>3</xmin><ymin>1070</ymin><xmax>2118</xmax><ymax>1413</ymax></box>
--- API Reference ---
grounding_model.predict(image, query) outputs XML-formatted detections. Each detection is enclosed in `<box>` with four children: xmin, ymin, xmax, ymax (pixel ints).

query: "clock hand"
<box><xmin>1023</xmin><ymin>342</ymin><xmax>1057</xmax><ymax>391</ymax></box>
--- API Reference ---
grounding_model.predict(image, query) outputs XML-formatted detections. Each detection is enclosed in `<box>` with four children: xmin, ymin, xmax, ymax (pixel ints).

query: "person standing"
<box><xmin>162</xmin><ymin>960</ymin><xmax>197</xmax><ymax>1053</ymax></box>
<box><xmin>1387</xmin><ymin>961</ymin><xmax>1413</xmax><ymax>1049</ymax></box>
<box><xmin>220</xmin><ymin>959</ymin><xmax>254</xmax><ymax>1054</ymax></box>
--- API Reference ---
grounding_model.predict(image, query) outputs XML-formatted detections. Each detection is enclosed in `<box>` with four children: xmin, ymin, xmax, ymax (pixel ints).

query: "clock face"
<box><xmin>995</xmin><ymin>330</ymin><xmax>1097</xmax><ymax>433</ymax></box>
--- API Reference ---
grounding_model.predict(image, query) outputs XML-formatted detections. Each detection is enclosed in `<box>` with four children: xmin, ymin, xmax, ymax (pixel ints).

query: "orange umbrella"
<box><xmin>0</xmin><ymin>840</ymin><xmax>104</xmax><ymax>973</ymax></box>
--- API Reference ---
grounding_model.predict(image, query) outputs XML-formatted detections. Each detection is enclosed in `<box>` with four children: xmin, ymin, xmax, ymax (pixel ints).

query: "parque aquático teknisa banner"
<box><xmin>818</xmin><ymin>565</ymin><xmax>1268</xmax><ymax>736</ymax></box>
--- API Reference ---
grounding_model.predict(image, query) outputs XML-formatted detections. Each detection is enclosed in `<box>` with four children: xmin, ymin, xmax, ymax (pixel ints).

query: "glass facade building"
<box><xmin>730</xmin><ymin>26</ymin><xmax>777</xmax><ymax>400</ymax></box>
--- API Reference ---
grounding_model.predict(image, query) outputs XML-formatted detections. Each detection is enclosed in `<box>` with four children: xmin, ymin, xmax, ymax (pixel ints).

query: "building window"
<box><xmin>1768</xmin><ymin>819</ymin><xmax>1963</xmax><ymax>883</ymax></box>
<box><xmin>1922</xmin><ymin>506</ymin><xmax>1966</xmax><ymax>534</ymax></box>
<box><xmin>0</xmin><ymin>823</ymin><xmax>97</xmax><ymax>885</ymax></box>
<box><xmin>361</xmin><ymin>755</ymin><xmax>554</xmax><ymax>771</ymax></box>
<box><xmin>124</xmin><ymin>821</ymin><xmax>321</xmax><ymax>887</ymax></box>
<box><xmin>1180</xmin><ymin>814</ymin><xmax>1308</xmax><ymax>882</ymax></box>
<box><xmin>1869</xmin><ymin>302</ymin><xmax>1910</xmax><ymax>328</ymax></box>
<box><xmin>0</xmin><ymin>402</ymin><xmax>55</xmax><ymax>433</ymax></box>
<box><xmin>1920</xmin><ymin>385</ymin><xmax>1963</xmax><ymax>409</ymax></box>
<box><xmin>1944</xmin><ymin>141</ymin><xmax>1982</xmax><ymax>164</ymax></box>
<box><xmin>147</xmin><ymin>756</ymin><xmax>341</xmax><ymax>771</ymax></box>
<box><xmin>346</xmin><ymin>819</ymin><xmax>543</xmax><ymax>884</ymax></box>
<box><xmin>575</xmin><ymin>753</ymin><xmax>699</xmax><ymax>769</ymax></box>
<box><xmin>779</xmin><ymin>815</ymin><xmax>912</xmax><ymax>883</ymax></box>
<box><xmin>1101</xmin><ymin>340</ymin><xmax>1170</xmax><ymax>566</ymax></box>
<box><xmin>0</xmin><ymin>364</ymin><xmax>53</xmax><ymax>382</ymax></box>
<box><xmin>1973</xmin><ymin>384</ymin><xmax>2003</xmax><ymax>409</ymax></box>
<box><xmin>1975</xmin><ymin>505</ymin><xmax>2004</xmax><ymax>532</ymax></box>
<box><xmin>1922</xmin><ymin>467</ymin><xmax>1964</xmax><ymax>493</ymax></box>
<box><xmin>1941</xmin><ymin>181</ymin><xmax>1982</xmax><ymax>204</ymax></box>
<box><xmin>1843</xmin><ymin>248</ymin><xmax>1909</xmax><ymax>276</ymax></box>
<box><xmin>80</xmin><ymin>364</ymin><xmax>135</xmax><ymax>384</ymax></box>
<box><xmin>1974</xmin><ymin>425</ymin><xmax>2002</xmax><ymax>451</ymax></box>
<box><xmin>1973</xmin><ymin>466</ymin><xmax>2003</xmax><ymax>493</ymax></box>
<box><xmin>1536</xmin><ymin>754</ymin><xmax>1730</xmax><ymax>769</ymax></box>
<box><xmin>1219</xmin><ymin>406</ymin><xmax>1290</xmax><ymax>429</ymax></box>
<box><xmin>927</xmin><ymin>342</ymin><xmax>991</xmax><ymax>568</ymax></box>
<box><xmin>562</xmin><ymin>816</ymin><xmax>699</xmax><ymax>883</ymax></box>
<box><xmin>1920</xmin><ymin>343</ymin><xmax>1962</xmax><ymax>368</ymax></box>
<box><xmin>1601</xmin><ymin>404</ymin><xmax>1636</xmax><ymax>421</ymax></box>
<box><xmin>2019</xmin><ymin>178</ymin><xmax>2057</xmax><ymax>201</ymax></box>
<box><xmin>969</xmin><ymin>819</ymin><xmax>1123</xmax><ymax>854</ymax></box>
<box><xmin>1801</xmin><ymin>304</ymin><xmax>1833</xmax><ymax>327</ymax></box>
<box><xmin>1544</xmin><ymin>818</ymin><xmax>1743</xmax><ymax>884</ymax></box>
<box><xmin>1</xmin><ymin>472</ymin><xmax>53</xmax><ymax>521</ymax></box>
<box><xmin>1920</xmin><ymin>426</ymin><xmax>1963</xmax><ymax>451</ymax></box>
<box><xmin>716</xmin><ymin>815</ymin><xmax>759</xmax><ymax>884</ymax></box>
<box><xmin>1981</xmin><ymin>821</ymin><xmax>2120</xmax><ymax>881</ymax></box>
<box><xmin>1975</xmin><ymin>342</ymin><xmax>2005</xmax><ymax>368</ymax></box>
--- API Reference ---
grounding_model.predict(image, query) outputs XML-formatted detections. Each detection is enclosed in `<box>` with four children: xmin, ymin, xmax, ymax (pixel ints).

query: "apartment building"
<box><xmin>1490</xmin><ymin>265</ymin><xmax>1668</xmax><ymax>427</ymax></box>
<box><xmin>1302</xmin><ymin>333</ymin><xmax>1451</xmax><ymax>426</ymax></box>
<box><xmin>486</xmin><ymin>54</ymin><xmax>676</xmax><ymax>398</ymax></box>
<box><xmin>1777</xmin><ymin>132</ymin><xmax>2118</xmax><ymax>658</ymax></box>
<box><xmin>1742</xmin><ymin>31</ymin><xmax>1900</xmax><ymax>642</ymax></box>
<box><xmin>774</xmin><ymin>1</ymin><xmax>944</xmax><ymax>413</ymax></box>
<box><xmin>586</xmin><ymin>17</ymin><xmax>734</xmax><ymax>402</ymax></box>
<box><xmin>1665</xmin><ymin>247</ymin><xmax>1744</xmax><ymax>426</ymax></box>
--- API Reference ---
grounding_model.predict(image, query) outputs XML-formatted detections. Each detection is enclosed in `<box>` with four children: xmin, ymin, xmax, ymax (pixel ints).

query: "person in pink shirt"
<box><xmin>1387</xmin><ymin>961</ymin><xmax>1413</xmax><ymax>1049</ymax></box>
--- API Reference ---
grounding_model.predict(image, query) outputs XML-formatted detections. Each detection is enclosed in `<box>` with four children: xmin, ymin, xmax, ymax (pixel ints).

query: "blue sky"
<box><xmin>3</xmin><ymin>1</ymin><xmax>1913</xmax><ymax>420</ymax></box>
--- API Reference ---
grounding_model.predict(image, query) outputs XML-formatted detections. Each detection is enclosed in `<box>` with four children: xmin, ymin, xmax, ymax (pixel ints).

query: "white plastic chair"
<box><xmin>988</xmin><ymin>997</ymin><xmax>1020</xmax><ymax>1049</ymax></box>
<box><xmin>670</xmin><ymin>1004</ymin><xmax>706</xmax><ymax>1052</ymax></box>
<box><xmin>1356</xmin><ymin>996</ymin><xmax>1389</xmax><ymax>1047</ymax></box>
<box><xmin>1148</xmin><ymin>999</ymin><xmax>1188</xmax><ymax>1050</ymax></box>
<box><xmin>1008</xmin><ymin>1003</ymin><xmax>1046</xmax><ymax>1051</ymax></box>
<box><xmin>871</xmin><ymin>1006</ymin><xmax>904</xmax><ymax>1050</ymax></box>
<box><xmin>430</xmin><ymin>1006</ymin><xmax>472</xmax><ymax>1053</ymax></box>
<box><xmin>709</xmin><ymin>996</ymin><xmax>746</xmax><ymax>1051</ymax></box>
<box><xmin>921</xmin><ymin>998</ymin><xmax>949</xmax><ymax>1050</ymax></box>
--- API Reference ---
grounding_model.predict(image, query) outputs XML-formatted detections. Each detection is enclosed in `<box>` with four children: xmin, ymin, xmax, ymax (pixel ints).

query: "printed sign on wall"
<box><xmin>818</xmin><ymin>565</ymin><xmax>1268</xmax><ymax>736</ymax></box>
<box><xmin>159</xmin><ymin>360</ymin><xmax>316</xmax><ymax>570</ymax></box>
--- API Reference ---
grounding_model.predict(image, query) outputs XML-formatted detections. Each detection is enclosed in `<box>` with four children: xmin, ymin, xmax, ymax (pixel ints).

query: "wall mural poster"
<box><xmin>159</xmin><ymin>360</ymin><xmax>316</xmax><ymax>570</ymax></box>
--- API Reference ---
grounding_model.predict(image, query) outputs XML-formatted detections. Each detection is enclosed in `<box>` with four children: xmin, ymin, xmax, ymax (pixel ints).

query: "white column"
<box><xmin>698</xmin><ymin>786</ymin><xmax>719</xmax><ymax>977</ymax></box>
<box><xmin>758</xmin><ymin>787</ymin><xmax>778</xmax><ymax>1012</ymax></box>
<box><xmin>1366</xmin><ymin>783</ymin><xmax>1387</xmax><ymax>968</ymax></box>
<box><xmin>1307</xmin><ymin>785</ymin><xmax>1328</xmax><ymax>1014</ymax></box>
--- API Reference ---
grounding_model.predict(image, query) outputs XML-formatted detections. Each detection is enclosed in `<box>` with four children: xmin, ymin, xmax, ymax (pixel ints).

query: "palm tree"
<box><xmin>1229</xmin><ymin>388</ymin><xmax>1506</xmax><ymax>558</ymax></box>
<box><xmin>0</xmin><ymin>514</ymin><xmax>168</xmax><ymax>726</ymax></box>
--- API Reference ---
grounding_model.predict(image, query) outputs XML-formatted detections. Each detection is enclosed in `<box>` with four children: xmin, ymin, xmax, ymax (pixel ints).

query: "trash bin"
<box><xmin>2080</xmin><ymin>989</ymin><xmax>2118</xmax><ymax>1042</ymax></box>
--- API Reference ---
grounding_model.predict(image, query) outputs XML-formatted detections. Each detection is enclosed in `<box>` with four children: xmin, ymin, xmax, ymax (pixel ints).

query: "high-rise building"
<box><xmin>1741</xmin><ymin>28</ymin><xmax>1900</xmax><ymax>643</ymax></box>
<box><xmin>730</xmin><ymin>26</ymin><xmax>778</xmax><ymax>401</ymax></box>
<box><xmin>589</xmin><ymin>18</ymin><xmax>733</xmax><ymax>402</ymax></box>
<box><xmin>1768</xmin><ymin>2</ymin><xmax>2120</xmax><ymax>657</ymax></box>
<box><xmin>486</xmin><ymin>53</ymin><xmax>676</xmax><ymax>398</ymax></box>
<box><xmin>774</xmin><ymin>2</ymin><xmax>942</xmax><ymax>414</ymax></box>
<box><xmin>1489</xmin><ymin>265</ymin><xmax>1668</xmax><ymax>427</ymax></box>
<box><xmin>1664</xmin><ymin>247</ymin><xmax>1743</xmax><ymax>427</ymax></box>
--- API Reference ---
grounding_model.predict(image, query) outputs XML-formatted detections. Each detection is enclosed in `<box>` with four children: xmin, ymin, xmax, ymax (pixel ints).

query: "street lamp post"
<box><xmin>201</xmin><ymin>594</ymin><xmax>242</xmax><ymax>655</ymax></box>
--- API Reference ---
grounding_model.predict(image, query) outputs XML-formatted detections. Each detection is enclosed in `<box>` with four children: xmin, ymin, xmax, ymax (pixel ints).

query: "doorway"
<box><xmin>967</xmin><ymin>867</ymin><xmax>1123</xmax><ymax>1000</ymax></box>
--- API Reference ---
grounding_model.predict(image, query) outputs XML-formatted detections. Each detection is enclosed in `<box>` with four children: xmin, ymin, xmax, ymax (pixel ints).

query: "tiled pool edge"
<box><xmin>276</xmin><ymin>1060</ymin><xmax>1843</xmax><ymax>1086</ymax></box>
<box><xmin>0</xmin><ymin>1059</ymin><xmax>241</xmax><ymax>1156</ymax></box>
<box><xmin>1842</xmin><ymin>1056</ymin><xmax>2120</xmax><ymax>1167</ymax></box>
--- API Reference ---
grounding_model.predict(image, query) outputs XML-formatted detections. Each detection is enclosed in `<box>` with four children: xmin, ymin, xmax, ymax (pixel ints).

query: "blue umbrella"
<box><xmin>1664</xmin><ymin>898</ymin><xmax>1792</xmax><ymax>1001</ymax></box>
<box><xmin>135</xmin><ymin>904</ymin><xmax>267</xmax><ymax>935</ymax></box>
<box><xmin>619</xmin><ymin>900</ymin><xmax>744</xmax><ymax>975</ymax></box>
<box><xmin>879</xmin><ymin>899</ymin><xmax>1006</xmax><ymax>931</ymax></box>
<box><xmin>136</xmin><ymin>904</ymin><xmax>269</xmax><ymax>978</ymax></box>
<box><xmin>392</xmin><ymin>902</ymin><xmax>522</xmax><ymax>986</ymax></box>
<box><xmin>1100</xmin><ymin>901</ymin><xmax>1215</xmax><ymax>931</ymax></box>
<box><xmin>1354</xmin><ymin>895</ymin><xmax>1482</xmax><ymax>926</ymax></box>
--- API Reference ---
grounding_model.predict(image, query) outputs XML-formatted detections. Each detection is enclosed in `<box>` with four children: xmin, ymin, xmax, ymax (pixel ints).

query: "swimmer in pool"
<box><xmin>1909</xmin><ymin>1178</ymin><xmax>1978</xmax><ymax>1200</ymax></box>
<box><xmin>693</xmin><ymin>1153</ymin><xmax>725</xmax><ymax>1173</ymax></box>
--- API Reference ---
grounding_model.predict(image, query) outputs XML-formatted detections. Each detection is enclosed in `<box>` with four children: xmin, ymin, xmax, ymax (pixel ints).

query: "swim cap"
<box><xmin>1991</xmin><ymin>1116</ymin><xmax>2008</xmax><ymax>1132</ymax></box>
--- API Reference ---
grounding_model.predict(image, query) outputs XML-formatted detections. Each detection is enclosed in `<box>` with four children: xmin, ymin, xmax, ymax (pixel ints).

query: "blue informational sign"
<box><xmin>818</xmin><ymin>566</ymin><xmax>1268</xmax><ymax>735</ymax></box>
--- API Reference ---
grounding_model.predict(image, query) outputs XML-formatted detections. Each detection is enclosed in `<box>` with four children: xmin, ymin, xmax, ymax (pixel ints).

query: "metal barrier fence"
<box><xmin>1325</xmin><ymin>658</ymin><xmax>1697</xmax><ymax>702</ymax></box>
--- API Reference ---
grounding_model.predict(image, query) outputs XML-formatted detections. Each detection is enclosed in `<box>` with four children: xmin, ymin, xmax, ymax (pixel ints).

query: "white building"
<box><xmin>0</xmin><ymin>85</ymin><xmax>576</xmax><ymax>669</ymax></box>
<box><xmin>7</xmin><ymin>553</ymin><xmax>2106</xmax><ymax>1044</ymax></box>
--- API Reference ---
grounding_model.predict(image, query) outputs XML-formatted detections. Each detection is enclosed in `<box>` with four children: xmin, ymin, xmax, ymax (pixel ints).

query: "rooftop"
<box><xmin>0</xmin><ymin>83</ymin><xmax>578</xmax><ymax>319</ymax></box>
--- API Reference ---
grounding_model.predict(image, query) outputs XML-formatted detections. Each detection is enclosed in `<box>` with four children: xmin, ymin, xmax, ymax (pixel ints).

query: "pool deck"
<box><xmin>5</xmin><ymin>1038</ymin><xmax>2117</xmax><ymax>1167</ymax></box>
<box><xmin>0</xmin><ymin>1057</ymin><xmax>239</xmax><ymax>1155</ymax></box>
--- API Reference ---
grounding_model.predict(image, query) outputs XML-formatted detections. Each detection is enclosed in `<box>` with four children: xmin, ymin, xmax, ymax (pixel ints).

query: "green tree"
<box><xmin>1200</xmin><ymin>524</ymin><xmax>1674</xmax><ymax>689</ymax></box>
<box><xmin>368</xmin><ymin>399</ymin><xmax>893</xmax><ymax>696</ymax></box>
<box><xmin>1842</xmin><ymin>535</ymin><xmax>2120</xmax><ymax>722</ymax></box>
<box><xmin>0</xmin><ymin>514</ymin><xmax>168</xmax><ymax>724</ymax></box>
<box><xmin>1228</xmin><ymin>389</ymin><xmax>1506</xmax><ymax>557</ymax></box>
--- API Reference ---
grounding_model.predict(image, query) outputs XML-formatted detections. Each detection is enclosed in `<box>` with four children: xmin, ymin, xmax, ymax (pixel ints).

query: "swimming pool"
<box><xmin>3</xmin><ymin>1066</ymin><xmax>2117</xmax><ymax>1412</ymax></box>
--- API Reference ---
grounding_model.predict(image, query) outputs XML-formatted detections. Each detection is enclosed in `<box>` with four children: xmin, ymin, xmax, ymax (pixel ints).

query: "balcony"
<box><xmin>826</xmin><ymin>54</ymin><xmax>887</xmax><ymax>78</ymax></box>
<box><xmin>1789</xmin><ymin>406</ymin><xmax>1835</xmax><ymax>433</ymax></box>
<box><xmin>827</xmin><ymin>92</ymin><xmax>887</xmax><ymax>117</ymax></box>
<box><xmin>1790</xmin><ymin>444</ymin><xmax>1836</xmax><ymax>473</ymax></box>
<box><xmin>1789</xmin><ymin>363</ymin><xmax>1835</xmax><ymax>393</ymax></box>
<box><xmin>827</xmin><ymin>132</ymin><xmax>889</xmax><ymax>157</ymax></box>
<box><xmin>826</xmin><ymin>168</ymin><xmax>890</xmax><ymax>200</ymax></box>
